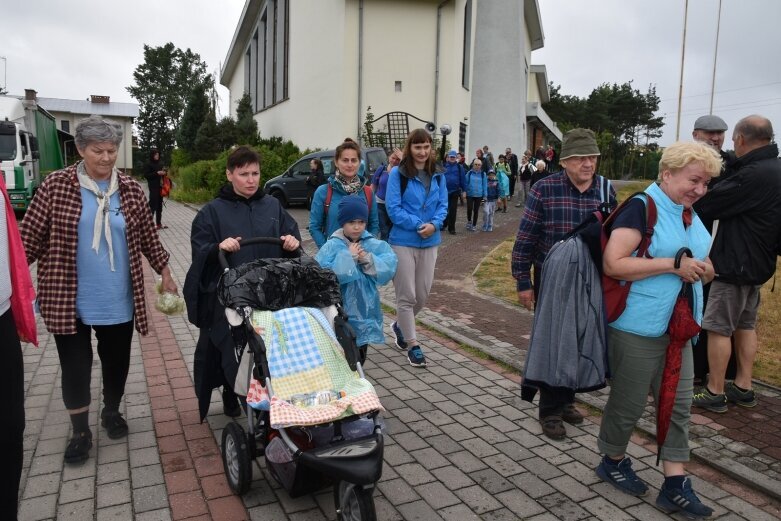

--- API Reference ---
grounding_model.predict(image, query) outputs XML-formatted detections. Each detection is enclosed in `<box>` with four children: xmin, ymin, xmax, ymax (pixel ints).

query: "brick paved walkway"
<box><xmin>381</xmin><ymin>199</ymin><xmax>781</xmax><ymax>501</ymax></box>
<box><xmin>16</xmin><ymin>196</ymin><xmax>781</xmax><ymax>520</ymax></box>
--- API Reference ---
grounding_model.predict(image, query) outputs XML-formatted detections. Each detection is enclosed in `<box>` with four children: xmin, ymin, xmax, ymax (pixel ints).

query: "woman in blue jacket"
<box><xmin>309</xmin><ymin>138</ymin><xmax>379</xmax><ymax>249</ymax></box>
<box><xmin>385</xmin><ymin>129</ymin><xmax>448</xmax><ymax>368</ymax></box>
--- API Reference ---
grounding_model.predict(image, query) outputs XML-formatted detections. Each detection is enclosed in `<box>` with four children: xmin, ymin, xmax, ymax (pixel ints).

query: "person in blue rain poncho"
<box><xmin>315</xmin><ymin>196</ymin><xmax>398</xmax><ymax>364</ymax></box>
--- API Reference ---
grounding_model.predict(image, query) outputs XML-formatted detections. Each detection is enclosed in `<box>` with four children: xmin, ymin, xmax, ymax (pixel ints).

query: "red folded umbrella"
<box><xmin>656</xmin><ymin>248</ymin><xmax>701</xmax><ymax>465</ymax></box>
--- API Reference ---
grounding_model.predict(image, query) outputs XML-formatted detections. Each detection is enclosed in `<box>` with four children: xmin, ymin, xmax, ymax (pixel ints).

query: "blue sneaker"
<box><xmin>407</xmin><ymin>346</ymin><xmax>427</xmax><ymax>368</ymax></box>
<box><xmin>391</xmin><ymin>321</ymin><xmax>407</xmax><ymax>350</ymax></box>
<box><xmin>656</xmin><ymin>477</ymin><xmax>713</xmax><ymax>519</ymax></box>
<box><xmin>595</xmin><ymin>457</ymin><xmax>649</xmax><ymax>497</ymax></box>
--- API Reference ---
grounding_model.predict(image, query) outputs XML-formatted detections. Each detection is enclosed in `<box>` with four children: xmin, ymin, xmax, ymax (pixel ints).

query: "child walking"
<box><xmin>495</xmin><ymin>155</ymin><xmax>511</xmax><ymax>213</ymax></box>
<box><xmin>464</xmin><ymin>159</ymin><xmax>487</xmax><ymax>231</ymax></box>
<box><xmin>315</xmin><ymin>196</ymin><xmax>398</xmax><ymax>363</ymax></box>
<box><xmin>482</xmin><ymin>170</ymin><xmax>500</xmax><ymax>231</ymax></box>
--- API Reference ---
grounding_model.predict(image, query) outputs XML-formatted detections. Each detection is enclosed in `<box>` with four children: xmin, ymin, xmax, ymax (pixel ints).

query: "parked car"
<box><xmin>263</xmin><ymin>147</ymin><xmax>388</xmax><ymax>208</ymax></box>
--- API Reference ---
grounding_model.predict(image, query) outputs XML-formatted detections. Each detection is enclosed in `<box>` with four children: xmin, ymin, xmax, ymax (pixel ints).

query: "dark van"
<box><xmin>263</xmin><ymin>147</ymin><xmax>388</xmax><ymax>208</ymax></box>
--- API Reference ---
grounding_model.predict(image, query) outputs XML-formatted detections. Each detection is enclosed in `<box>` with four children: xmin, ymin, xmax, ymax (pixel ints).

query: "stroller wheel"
<box><xmin>222</xmin><ymin>422</ymin><xmax>253</xmax><ymax>495</ymax></box>
<box><xmin>334</xmin><ymin>481</ymin><xmax>377</xmax><ymax>521</ymax></box>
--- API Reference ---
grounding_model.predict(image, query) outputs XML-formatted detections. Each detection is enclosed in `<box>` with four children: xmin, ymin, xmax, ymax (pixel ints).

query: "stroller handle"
<box><xmin>218</xmin><ymin>237</ymin><xmax>301</xmax><ymax>272</ymax></box>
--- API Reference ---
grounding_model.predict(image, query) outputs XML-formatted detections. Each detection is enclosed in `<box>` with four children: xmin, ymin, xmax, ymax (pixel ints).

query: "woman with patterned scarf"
<box><xmin>20</xmin><ymin>116</ymin><xmax>178</xmax><ymax>465</ymax></box>
<box><xmin>309</xmin><ymin>138</ymin><xmax>379</xmax><ymax>249</ymax></box>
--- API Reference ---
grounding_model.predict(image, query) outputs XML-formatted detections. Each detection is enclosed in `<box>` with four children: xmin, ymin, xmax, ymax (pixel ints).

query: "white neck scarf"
<box><xmin>77</xmin><ymin>162</ymin><xmax>120</xmax><ymax>271</ymax></box>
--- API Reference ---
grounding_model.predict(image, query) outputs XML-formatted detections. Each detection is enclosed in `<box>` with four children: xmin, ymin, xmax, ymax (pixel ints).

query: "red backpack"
<box><xmin>323</xmin><ymin>184</ymin><xmax>373</xmax><ymax>232</ymax></box>
<box><xmin>570</xmin><ymin>190</ymin><xmax>657</xmax><ymax>322</ymax></box>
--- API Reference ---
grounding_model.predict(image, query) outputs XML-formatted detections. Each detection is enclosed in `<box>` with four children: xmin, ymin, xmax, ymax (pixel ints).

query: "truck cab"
<box><xmin>0</xmin><ymin>95</ymin><xmax>64</xmax><ymax>211</ymax></box>
<box><xmin>0</xmin><ymin>120</ymin><xmax>40</xmax><ymax>210</ymax></box>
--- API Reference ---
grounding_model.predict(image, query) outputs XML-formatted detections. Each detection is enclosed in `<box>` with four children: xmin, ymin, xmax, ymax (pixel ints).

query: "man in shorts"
<box><xmin>692</xmin><ymin>115</ymin><xmax>781</xmax><ymax>412</ymax></box>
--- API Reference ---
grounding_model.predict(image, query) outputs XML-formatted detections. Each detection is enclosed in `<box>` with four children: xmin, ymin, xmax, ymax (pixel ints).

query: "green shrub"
<box><xmin>171</xmin><ymin>139</ymin><xmax>319</xmax><ymax>204</ymax></box>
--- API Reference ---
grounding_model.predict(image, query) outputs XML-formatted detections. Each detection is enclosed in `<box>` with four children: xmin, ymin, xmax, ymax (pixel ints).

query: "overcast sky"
<box><xmin>1</xmin><ymin>0</ymin><xmax>245</xmax><ymax>118</ymax></box>
<box><xmin>534</xmin><ymin>0</ymin><xmax>781</xmax><ymax>146</ymax></box>
<box><xmin>3</xmin><ymin>0</ymin><xmax>779</xmax><ymax>148</ymax></box>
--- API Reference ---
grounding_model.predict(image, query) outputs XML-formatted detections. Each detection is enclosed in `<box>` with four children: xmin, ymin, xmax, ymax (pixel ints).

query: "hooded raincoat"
<box><xmin>315</xmin><ymin>229</ymin><xmax>397</xmax><ymax>345</ymax></box>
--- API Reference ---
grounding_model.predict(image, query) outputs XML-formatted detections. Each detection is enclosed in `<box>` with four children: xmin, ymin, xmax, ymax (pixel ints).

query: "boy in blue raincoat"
<box><xmin>315</xmin><ymin>196</ymin><xmax>398</xmax><ymax>363</ymax></box>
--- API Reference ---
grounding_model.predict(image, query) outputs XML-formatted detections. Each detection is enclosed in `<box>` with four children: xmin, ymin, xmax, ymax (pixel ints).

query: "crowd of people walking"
<box><xmin>3</xmin><ymin>109</ymin><xmax>780</xmax><ymax>520</ymax></box>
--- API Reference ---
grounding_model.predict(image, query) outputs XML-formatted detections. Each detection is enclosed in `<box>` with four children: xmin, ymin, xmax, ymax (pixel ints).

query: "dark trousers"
<box><xmin>148</xmin><ymin>190</ymin><xmax>163</xmax><ymax>226</ymax></box>
<box><xmin>509</xmin><ymin>174</ymin><xmax>517</xmax><ymax>197</ymax></box>
<box><xmin>377</xmin><ymin>202</ymin><xmax>392</xmax><ymax>241</ymax></box>
<box><xmin>53</xmin><ymin>319</ymin><xmax>134</xmax><ymax>411</ymax></box>
<box><xmin>446</xmin><ymin>192</ymin><xmax>460</xmax><ymax>232</ymax></box>
<box><xmin>0</xmin><ymin>309</ymin><xmax>23</xmax><ymax>520</ymax></box>
<box><xmin>466</xmin><ymin>197</ymin><xmax>482</xmax><ymax>226</ymax></box>
<box><xmin>539</xmin><ymin>387</ymin><xmax>576</xmax><ymax>418</ymax></box>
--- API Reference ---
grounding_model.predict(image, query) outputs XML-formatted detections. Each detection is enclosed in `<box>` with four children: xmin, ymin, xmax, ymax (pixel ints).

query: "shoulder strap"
<box><xmin>400</xmin><ymin>174</ymin><xmax>409</xmax><ymax>196</ymax></box>
<box><xmin>363</xmin><ymin>185</ymin><xmax>373</xmax><ymax>206</ymax></box>
<box><xmin>604</xmin><ymin>192</ymin><xmax>657</xmax><ymax>258</ymax></box>
<box><xmin>324</xmin><ymin>184</ymin><xmax>334</xmax><ymax>217</ymax></box>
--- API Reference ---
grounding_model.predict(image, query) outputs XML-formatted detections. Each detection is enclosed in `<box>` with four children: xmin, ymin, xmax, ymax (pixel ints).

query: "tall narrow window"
<box><xmin>256</xmin><ymin>0</ymin><xmax>289</xmax><ymax>110</ymax></box>
<box><xmin>250</xmin><ymin>30</ymin><xmax>259</xmax><ymax>111</ymax></box>
<box><xmin>462</xmin><ymin>0</ymin><xmax>472</xmax><ymax>90</ymax></box>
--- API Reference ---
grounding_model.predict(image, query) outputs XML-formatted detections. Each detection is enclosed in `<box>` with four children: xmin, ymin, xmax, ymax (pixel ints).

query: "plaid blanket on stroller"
<box><xmin>249</xmin><ymin>307</ymin><xmax>382</xmax><ymax>428</ymax></box>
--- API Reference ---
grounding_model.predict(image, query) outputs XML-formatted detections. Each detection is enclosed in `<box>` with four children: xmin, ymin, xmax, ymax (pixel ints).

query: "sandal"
<box><xmin>562</xmin><ymin>404</ymin><xmax>584</xmax><ymax>425</ymax></box>
<box><xmin>540</xmin><ymin>415</ymin><xmax>566</xmax><ymax>441</ymax></box>
<box><xmin>64</xmin><ymin>430</ymin><xmax>93</xmax><ymax>464</ymax></box>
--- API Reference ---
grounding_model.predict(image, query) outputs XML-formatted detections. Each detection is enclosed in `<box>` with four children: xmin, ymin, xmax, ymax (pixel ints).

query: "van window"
<box><xmin>321</xmin><ymin>156</ymin><xmax>335</xmax><ymax>176</ymax></box>
<box><xmin>366</xmin><ymin>150</ymin><xmax>388</xmax><ymax>172</ymax></box>
<box><xmin>290</xmin><ymin>159</ymin><xmax>311</xmax><ymax>178</ymax></box>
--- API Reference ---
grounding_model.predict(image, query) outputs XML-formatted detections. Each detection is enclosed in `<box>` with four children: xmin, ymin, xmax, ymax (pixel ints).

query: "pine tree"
<box><xmin>192</xmin><ymin>111</ymin><xmax>220</xmax><ymax>161</ymax></box>
<box><xmin>235</xmin><ymin>93</ymin><xmax>260</xmax><ymax>146</ymax></box>
<box><xmin>177</xmin><ymin>80</ymin><xmax>210</xmax><ymax>155</ymax></box>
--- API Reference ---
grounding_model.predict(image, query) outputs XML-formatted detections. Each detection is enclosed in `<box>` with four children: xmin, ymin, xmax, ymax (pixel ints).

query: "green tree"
<box><xmin>177</xmin><ymin>80</ymin><xmax>211</xmax><ymax>156</ymax></box>
<box><xmin>235</xmin><ymin>92</ymin><xmax>260</xmax><ymax>146</ymax></box>
<box><xmin>127</xmin><ymin>43</ymin><xmax>211</xmax><ymax>160</ymax></box>
<box><xmin>192</xmin><ymin>111</ymin><xmax>220</xmax><ymax>161</ymax></box>
<box><xmin>216</xmin><ymin>117</ymin><xmax>240</xmax><ymax>151</ymax></box>
<box><xmin>544</xmin><ymin>81</ymin><xmax>664</xmax><ymax>178</ymax></box>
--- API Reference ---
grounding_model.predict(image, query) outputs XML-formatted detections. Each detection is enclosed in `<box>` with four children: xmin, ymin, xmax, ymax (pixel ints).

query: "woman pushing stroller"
<box><xmin>183</xmin><ymin>146</ymin><xmax>301</xmax><ymax>421</ymax></box>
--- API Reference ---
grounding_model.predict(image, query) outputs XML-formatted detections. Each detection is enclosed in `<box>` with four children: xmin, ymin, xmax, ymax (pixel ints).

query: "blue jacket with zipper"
<box><xmin>385</xmin><ymin>164</ymin><xmax>448</xmax><ymax>248</ymax></box>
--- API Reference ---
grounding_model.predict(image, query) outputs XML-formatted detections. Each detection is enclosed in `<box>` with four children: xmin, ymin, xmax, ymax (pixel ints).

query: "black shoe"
<box><xmin>64</xmin><ymin>430</ymin><xmax>93</xmax><ymax>464</ymax></box>
<box><xmin>222</xmin><ymin>388</ymin><xmax>242</xmax><ymax>417</ymax></box>
<box><xmin>101</xmin><ymin>410</ymin><xmax>129</xmax><ymax>439</ymax></box>
<box><xmin>562</xmin><ymin>404</ymin><xmax>584</xmax><ymax>425</ymax></box>
<box><xmin>448</xmin><ymin>229</ymin><xmax>456</xmax><ymax>235</ymax></box>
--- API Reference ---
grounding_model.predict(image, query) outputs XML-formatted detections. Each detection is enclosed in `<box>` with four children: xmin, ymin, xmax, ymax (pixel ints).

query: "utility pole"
<box><xmin>709</xmin><ymin>0</ymin><xmax>723</xmax><ymax>115</ymax></box>
<box><xmin>675</xmin><ymin>0</ymin><xmax>689</xmax><ymax>140</ymax></box>
<box><xmin>0</xmin><ymin>56</ymin><xmax>7</xmax><ymax>93</ymax></box>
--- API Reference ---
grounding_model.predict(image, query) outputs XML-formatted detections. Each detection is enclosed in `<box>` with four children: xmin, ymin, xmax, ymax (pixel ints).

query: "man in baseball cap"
<box><xmin>692</xmin><ymin>115</ymin><xmax>728</xmax><ymax>152</ymax></box>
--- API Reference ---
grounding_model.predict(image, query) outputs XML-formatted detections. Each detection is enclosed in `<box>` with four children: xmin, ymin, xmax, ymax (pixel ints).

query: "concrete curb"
<box><xmin>380</xmin><ymin>296</ymin><xmax>781</xmax><ymax>502</ymax></box>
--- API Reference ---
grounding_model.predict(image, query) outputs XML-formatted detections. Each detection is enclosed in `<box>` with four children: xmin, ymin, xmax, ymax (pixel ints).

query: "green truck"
<box><xmin>0</xmin><ymin>95</ymin><xmax>65</xmax><ymax>211</ymax></box>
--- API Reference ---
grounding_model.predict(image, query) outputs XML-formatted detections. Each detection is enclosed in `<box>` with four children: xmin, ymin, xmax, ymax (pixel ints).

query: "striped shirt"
<box><xmin>20</xmin><ymin>164</ymin><xmax>170</xmax><ymax>335</ymax></box>
<box><xmin>511</xmin><ymin>172</ymin><xmax>616</xmax><ymax>291</ymax></box>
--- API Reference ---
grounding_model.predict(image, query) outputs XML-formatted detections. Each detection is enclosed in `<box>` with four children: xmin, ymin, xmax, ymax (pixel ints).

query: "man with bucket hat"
<box><xmin>511</xmin><ymin>128</ymin><xmax>616</xmax><ymax>440</ymax></box>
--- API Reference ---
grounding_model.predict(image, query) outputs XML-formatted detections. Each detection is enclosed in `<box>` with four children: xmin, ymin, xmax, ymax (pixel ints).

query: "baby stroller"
<box><xmin>216</xmin><ymin>238</ymin><xmax>384</xmax><ymax>520</ymax></box>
